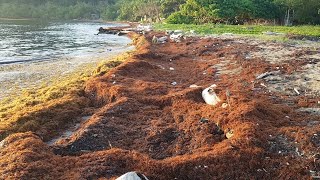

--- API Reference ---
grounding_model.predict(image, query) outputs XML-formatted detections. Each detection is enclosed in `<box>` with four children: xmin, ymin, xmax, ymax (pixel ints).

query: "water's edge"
<box><xmin>0</xmin><ymin>21</ymin><xmax>133</xmax><ymax>100</ymax></box>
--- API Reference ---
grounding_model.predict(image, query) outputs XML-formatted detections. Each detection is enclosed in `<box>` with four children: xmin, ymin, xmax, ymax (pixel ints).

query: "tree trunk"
<box><xmin>292</xmin><ymin>9</ymin><xmax>295</xmax><ymax>25</ymax></box>
<box><xmin>285</xmin><ymin>8</ymin><xmax>290</xmax><ymax>26</ymax></box>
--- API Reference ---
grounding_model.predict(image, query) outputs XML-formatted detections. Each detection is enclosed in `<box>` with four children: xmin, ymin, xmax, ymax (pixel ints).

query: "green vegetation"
<box><xmin>154</xmin><ymin>23</ymin><xmax>320</xmax><ymax>37</ymax></box>
<box><xmin>0</xmin><ymin>0</ymin><xmax>319</xmax><ymax>25</ymax></box>
<box><xmin>166</xmin><ymin>0</ymin><xmax>320</xmax><ymax>25</ymax></box>
<box><xmin>0</xmin><ymin>0</ymin><xmax>106</xmax><ymax>20</ymax></box>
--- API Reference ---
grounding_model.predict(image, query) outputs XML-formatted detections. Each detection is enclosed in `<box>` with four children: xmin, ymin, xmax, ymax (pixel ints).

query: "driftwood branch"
<box><xmin>97</xmin><ymin>24</ymin><xmax>152</xmax><ymax>36</ymax></box>
<box><xmin>97</xmin><ymin>27</ymin><xmax>131</xmax><ymax>36</ymax></box>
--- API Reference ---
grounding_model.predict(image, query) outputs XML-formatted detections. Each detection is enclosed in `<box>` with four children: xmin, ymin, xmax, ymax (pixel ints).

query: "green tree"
<box><xmin>179</xmin><ymin>0</ymin><xmax>219</xmax><ymax>23</ymax></box>
<box><xmin>166</xmin><ymin>11</ymin><xmax>194</xmax><ymax>24</ymax></box>
<box><xmin>252</xmin><ymin>0</ymin><xmax>280</xmax><ymax>20</ymax></box>
<box><xmin>160</xmin><ymin>0</ymin><xmax>186</xmax><ymax>17</ymax></box>
<box><xmin>295</xmin><ymin>0</ymin><xmax>320</xmax><ymax>24</ymax></box>
<box><xmin>274</xmin><ymin>0</ymin><xmax>320</xmax><ymax>25</ymax></box>
<box><xmin>216</xmin><ymin>0</ymin><xmax>255</xmax><ymax>24</ymax></box>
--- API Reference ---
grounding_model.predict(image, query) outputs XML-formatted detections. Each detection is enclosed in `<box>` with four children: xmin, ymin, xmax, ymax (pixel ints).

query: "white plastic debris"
<box><xmin>158</xmin><ymin>36</ymin><xmax>168</xmax><ymax>43</ymax></box>
<box><xmin>166</xmin><ymin>30</ymin><xmax>174</xmax><ymax>35</ymax></box>
<box><xmin>260</xmin><ymin>83</ymin><xmax>267</xmax><ymax>88</ymax></box>
<box><xmin>226</xmin><ymin>129</ymin><xmax>234</xmax><ymax>139</ymax></box>
<box><xmin>116</xmin><ymin>172</ymin><xmax>149</xmax><ymax>180</ymax></box>
<box><xmin>293</xmin><ymin>87</ymin><xmax>300</xmax><ymax>95</ymax></box>
<box><xmin>202</xmin><ymin>84</ymin><xmax>221</xmax><ymax>106</ymax></box>
<box><xmin>158</xmin><ymin>65</ymin><xmax>165</xmax><ymax>69</ymax></box>
<box><xmin>152</xmin><ymin>35</ymin><xmax>158</xmax><ymax>44</ymax></box>
<box><xmin>169</xmin><ymin>67</ymin><xmax>175</xmax><ymax>71</ymax></box>
<box><xmin>245</xmin><ymin>54</ymin><xmax>251</xmax><ymax>59</ymax></box>
<box><xmin>189</xmin><ymin>84</ymin><xmax>201</xmax><ymax>88</ymax></box>
<box><xmin>170</xmin><ymin>34</ymin><xmax>183</xmax><ymax>43</ymax></box>
<box><xmin>222</xmin><ymin>103</ymin><xmax>229</xmax><ymax>108</ymax></box>
<box><xmin>171</xmin><ymin>82</ymin><xmax>177</xmax><ymax>86</ymax></box>
<box><xmin>256</xmin><ymin>71</ymin><xmax>280</xmax><ymax>80</ymax></box>
<box><xmin>137</xmin><ymin>25</ymin><xmax>153</xmax><ymax>32</ymax></box>
<box><xmin>169</xmin><ymin>31</ymin><xmax>184</xmax><ymax>43</ymax></box>
<box><xmin>152</xmin><ymin>36</ymin><xmax>168</xmax><ymax>44</ymax></box>
<box><xmin>174</xmin><ymin>30</ymin><xmax>183</xmax><ymax>34</ymax></box>
<box><xmin>0</xmin><ymin>139</ymin><xmax>6</xmax><ymax>149</ymax></box>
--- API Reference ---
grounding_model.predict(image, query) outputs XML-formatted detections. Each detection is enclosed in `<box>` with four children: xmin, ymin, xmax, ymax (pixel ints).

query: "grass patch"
<box><xmin>154</xmin><ymin>23</ymin><xmax>320</xmax><ymax>37</ymax></box>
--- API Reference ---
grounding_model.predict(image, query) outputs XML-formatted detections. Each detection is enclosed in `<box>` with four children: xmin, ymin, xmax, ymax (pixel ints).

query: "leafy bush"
<box><xmin>166</xmin><ymin>12</ymin><xmax>194</xmax><ymax>24</ymax></box>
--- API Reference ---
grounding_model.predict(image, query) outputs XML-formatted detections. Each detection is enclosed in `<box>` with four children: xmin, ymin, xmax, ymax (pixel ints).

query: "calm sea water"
<box><xmin>0</xmin><ymin>20</ymin><xmax>131</xmax><ymax>64</ymax></box>
<box><xmin>0</xmin><ymin>20</ymin><xmax>132</xmax><ymax>99</ymax></box>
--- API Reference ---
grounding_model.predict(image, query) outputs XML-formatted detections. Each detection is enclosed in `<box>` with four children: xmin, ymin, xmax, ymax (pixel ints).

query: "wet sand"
<box><xmin>0</xmin><ymin>46</ymin><xmax>134</xmax><ymax>100</ymax></box>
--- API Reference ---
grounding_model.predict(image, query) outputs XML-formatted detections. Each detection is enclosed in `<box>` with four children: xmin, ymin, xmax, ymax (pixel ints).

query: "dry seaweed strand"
<box><xmin>0</xmin><ymin>31</ymin><xmax>319</xmax><ymax>179</ymax></box>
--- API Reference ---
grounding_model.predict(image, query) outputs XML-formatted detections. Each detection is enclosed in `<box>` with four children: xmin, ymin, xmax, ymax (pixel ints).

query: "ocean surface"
<box><xmin>0</xmin><ymin>20</ymin><xmax>131</xmax><ymax>64</ymax></box>
<box><xmin>0</xmin><ymin>20</ymin><xmax>133</xmax><ymax>99</ymax></box>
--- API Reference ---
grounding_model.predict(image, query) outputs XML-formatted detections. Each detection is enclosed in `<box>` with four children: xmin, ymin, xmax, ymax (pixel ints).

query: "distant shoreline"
<box><xmin>0</xmin><ymin>17</ymin><xmax>134</xmax><ymax>23</ymax></box>
<box><xmin>0</xmin><ymin>17</ymin><xmax>35</xmax><ymax>21</ymax></box>
<box><xmin>0</xmin><ymin>18</ymin><xmax>139</xmax><ymax>28</ymax></box>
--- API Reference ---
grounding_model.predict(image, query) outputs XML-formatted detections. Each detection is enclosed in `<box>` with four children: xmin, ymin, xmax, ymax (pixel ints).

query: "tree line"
<box><xmin>0</xmin><ymin>0</ymin><xmax>105</xmax><ymax>20</ymax></box>
<box><xmin>0</xmin><ymin>0</ymin><xmax>319</xmax><ymax>25</ymax></box>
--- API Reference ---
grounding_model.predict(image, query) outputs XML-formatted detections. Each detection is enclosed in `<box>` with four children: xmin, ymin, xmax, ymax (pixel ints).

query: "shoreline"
<box><xmin>0</xmin><ymin>37</ymin><xmax>135</xmax><ymax>142</ymax></box>
<box><xmin>0</xmin><ymin>45</ymin><xmax>134</xmax><ymax>100</ymax></box>
<box><xmin>0</xmin><ymin>29</ymin><xmax>320</xmax><ymax>179</ymax></box>
<box><xmin>0</xmin><ymin>18</ymin><xmax>136</xmax><ymax>25</ymax></box>
<box><xmin>0</xmin><ymin>17</ymin><xmax>34</xmax><ymax>21</ymax></box>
